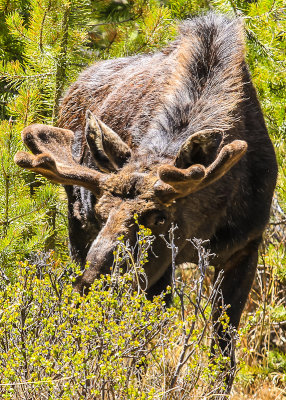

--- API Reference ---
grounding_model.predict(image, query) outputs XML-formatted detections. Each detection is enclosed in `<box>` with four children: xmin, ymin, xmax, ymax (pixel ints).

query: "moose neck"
<box><xmin>138</xmin><ymin>15</ymin><xmax>245</xmax><ymax>158</ymax></box>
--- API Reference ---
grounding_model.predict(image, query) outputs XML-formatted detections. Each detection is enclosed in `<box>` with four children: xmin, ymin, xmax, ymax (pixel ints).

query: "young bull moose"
<box><xmin>15</xmin><ymin>13</ymin><xmax>277</xmax><ymax>378</ymax></box>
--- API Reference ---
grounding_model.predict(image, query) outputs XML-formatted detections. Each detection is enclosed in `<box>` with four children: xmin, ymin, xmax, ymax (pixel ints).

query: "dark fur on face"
<box><xmin>15</xmin><ymin>13</ymin><xmax>277</xmax><ymax>387</ymax></box>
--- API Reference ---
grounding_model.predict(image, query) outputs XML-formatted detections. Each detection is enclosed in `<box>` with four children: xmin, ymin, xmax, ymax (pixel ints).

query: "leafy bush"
<box><xmin>0</xmin><ymin>227</ymin><xmax>235</xmax><ymax>399</ymax></box>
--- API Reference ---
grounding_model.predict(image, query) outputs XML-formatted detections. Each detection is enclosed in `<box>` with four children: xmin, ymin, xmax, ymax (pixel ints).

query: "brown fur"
<box><xmin>15</xmin><ymin>13</ymin><xmax>277</xmax><ymax>390</ymax></box>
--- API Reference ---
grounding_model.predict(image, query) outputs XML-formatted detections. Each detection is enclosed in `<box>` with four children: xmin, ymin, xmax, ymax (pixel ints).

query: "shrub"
<box><xmin>0</xmin><ymin>226</ymin><xmax>235</xmax><ymax>399</ymax></box>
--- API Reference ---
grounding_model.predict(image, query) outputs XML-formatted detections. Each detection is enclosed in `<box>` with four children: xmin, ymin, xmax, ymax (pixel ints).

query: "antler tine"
<box><xmin>203</xmin><ymin>140</ymin><xmax>247</xmax><ymax>184</ymax></box>
<box><xmin>156</xmin><ymin>139</ymin><xmax>247</xmax><ymax>201</ymax></box>
<box><xmin>158</xmin><ymin>163</ymin><xmax>206</xmax><ymax>194</ymax></box>
<box><xmin>14</xmin><ymin>124</ymin><xmax>105</xmax><ymax>195</ymax></box>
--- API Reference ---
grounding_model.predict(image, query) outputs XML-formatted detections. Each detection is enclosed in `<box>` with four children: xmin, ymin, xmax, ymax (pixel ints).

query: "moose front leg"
<box><xmin>212</xmin><ymin>238</ymin><xmax>261</xmax><ymax>389</ymax></box>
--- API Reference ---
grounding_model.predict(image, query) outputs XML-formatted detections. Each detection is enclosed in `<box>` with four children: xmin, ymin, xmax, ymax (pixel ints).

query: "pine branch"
<box><xmin>52</xmin><ymin>5</ymin><xmax>71</xmax><ymax>124</ymax></box>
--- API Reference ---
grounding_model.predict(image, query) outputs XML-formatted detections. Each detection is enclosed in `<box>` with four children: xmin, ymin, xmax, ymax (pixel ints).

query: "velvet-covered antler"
<box><xmin>155</xmin><ymin>130</ymin><xmax>247</xmax><ymax>201</ymax></box>
<box><xmin>14</xmin><ymin>124</ymin><xmax>105</xmax><ymax>195</ymax></box>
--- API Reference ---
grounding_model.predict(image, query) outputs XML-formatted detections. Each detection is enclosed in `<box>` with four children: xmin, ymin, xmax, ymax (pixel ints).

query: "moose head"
<box><xmin>15</xmin><ymin>110</ymin><xmax>247</xmax><ymax>293</ymax></box>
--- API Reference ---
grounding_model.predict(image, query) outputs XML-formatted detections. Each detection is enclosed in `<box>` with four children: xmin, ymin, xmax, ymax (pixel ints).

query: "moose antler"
<box><xmin>14</xmin><ymin>124</ymin><xmax>104</xmax><ymax>194</ymax></box>
<box><xmin>156</xmin><ymin>137</ymin><xmax>247</xmax><ymax>200</ymax></box>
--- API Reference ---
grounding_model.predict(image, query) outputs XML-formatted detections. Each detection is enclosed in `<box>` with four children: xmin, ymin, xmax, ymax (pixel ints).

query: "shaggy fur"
<box><xmin>59</xmin><ymin>15</ymin><xmax>245</xmax><ymax>158</ymax></box>
<box><xmin>15</xmin><ymin>13</ymin><xmax>277</xmax><ymax>390</ymax></box>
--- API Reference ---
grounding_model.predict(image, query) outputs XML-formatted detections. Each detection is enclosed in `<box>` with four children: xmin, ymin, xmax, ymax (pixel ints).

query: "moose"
<box><xmin>15</xmin><ymin>13</ymin><xmax>277</xmax><ymax>383</ymax></box>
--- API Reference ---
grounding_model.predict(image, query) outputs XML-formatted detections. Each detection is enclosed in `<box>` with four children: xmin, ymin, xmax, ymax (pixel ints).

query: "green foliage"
<box><xmin>0</xmin><ymin>255</ymin><xmax>167</xmax><ymax>399</ymax></box>
<box><xmin>244</xmin><ymin>0</ymin><xmax>286</xmax><ymax>145</ymax></box>
<box><xmin>268</xmin><ymin>350</ymin><xmax>286</xmax><ymax>374</ymax></box>
<box><xmin>165</xmin><ymin>0</ymin><xmax>209</xmax><ymax>19</ymax></box>
<box><xmin>0</xmin><ymin>118</ymin><xmax>68</xmax><ymax>276</ymax></box>
<box><xmin>0</xmin><ymin>0</ymin><xmax>95</xmax><ymax>122</ymax></box>
<box><xmin>0</xmin><ymin>232</ymin><xmax>234</xmax><ymax>399</ymax></box>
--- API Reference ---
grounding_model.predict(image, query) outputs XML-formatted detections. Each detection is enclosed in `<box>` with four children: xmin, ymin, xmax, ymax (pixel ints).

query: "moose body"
<box><xmin>15</xmin><ymin>13</ymin><xmax>277</xmax><ymax>376</ymax></box>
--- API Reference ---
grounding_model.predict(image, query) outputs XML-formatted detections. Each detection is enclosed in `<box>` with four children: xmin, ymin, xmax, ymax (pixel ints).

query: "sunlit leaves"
<box><xmin>0</xmin><ymin>236</ymin><xmax>232</xmax><ymax>399</ymax></box>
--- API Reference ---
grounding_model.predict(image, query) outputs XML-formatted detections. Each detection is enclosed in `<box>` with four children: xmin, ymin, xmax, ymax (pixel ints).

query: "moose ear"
<box><xmin>175</xmin><ymin>130</ymin><xmax>223</xmax><ymax>169</ymax></box>
<box><xmin>85</xmin><ymin>110</ymin><xmax>131</xmax><ymax>172</ymax></box>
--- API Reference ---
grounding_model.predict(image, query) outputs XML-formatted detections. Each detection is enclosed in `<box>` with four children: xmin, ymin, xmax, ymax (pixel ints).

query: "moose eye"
<box><xmin>143</xmin><ymin>211</ymin><xmax>167</xmax><ymax>228</ymax></box>
<box><xmin>154</xmin><ymin>214</ymin><xmax>166</xmax><ymax>226</ymax></box>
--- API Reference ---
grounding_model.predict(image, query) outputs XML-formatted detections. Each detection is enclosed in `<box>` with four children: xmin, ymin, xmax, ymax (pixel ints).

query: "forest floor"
<box><xmin>232</xmin><ymin>382</ymin><xmax>285</xmax><ymax>399</ymax></box>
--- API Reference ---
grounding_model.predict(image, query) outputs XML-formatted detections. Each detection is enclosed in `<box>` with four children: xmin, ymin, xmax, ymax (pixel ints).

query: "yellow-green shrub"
<box><xmin>0</xmin><ymin>229</ymin><xmax>234</xmax><ymax>400</ymax></box>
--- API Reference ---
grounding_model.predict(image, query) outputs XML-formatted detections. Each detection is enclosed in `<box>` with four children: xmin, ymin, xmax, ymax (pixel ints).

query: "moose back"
<box><xmin>15</xmin><ymin>14</ymin><xmax>277</xmax><ymax>359</ymax></box>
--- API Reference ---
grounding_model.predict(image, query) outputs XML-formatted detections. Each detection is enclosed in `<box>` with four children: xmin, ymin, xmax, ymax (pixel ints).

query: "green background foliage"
<box><xmin>0</xmin><ymin>0</ymin><xmax>285</xmax><ymax>398</ymax></box>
